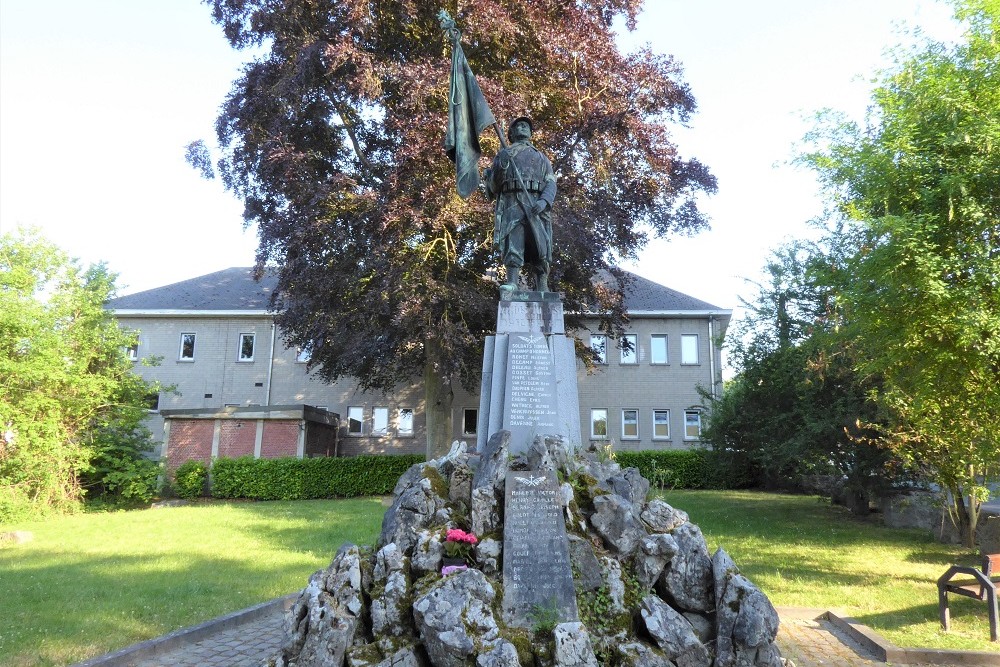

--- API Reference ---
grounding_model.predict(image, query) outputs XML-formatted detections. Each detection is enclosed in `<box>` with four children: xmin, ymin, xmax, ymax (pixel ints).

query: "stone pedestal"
<box><xmin>476</xmin><ymin>291</ymin><xmax>581</xmax><ymax>454</ymax></box>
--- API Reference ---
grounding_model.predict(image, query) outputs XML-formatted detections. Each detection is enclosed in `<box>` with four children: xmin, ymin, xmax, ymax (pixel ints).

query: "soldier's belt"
<box><xmin>501</xmin><ymin>179</ymin><xmax>544</xmax><ymax>194</ymax></box>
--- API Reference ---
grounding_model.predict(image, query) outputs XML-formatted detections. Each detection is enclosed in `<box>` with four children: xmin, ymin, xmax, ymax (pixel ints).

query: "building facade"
<box><xmin>107</xmin><ymin>268</ymin><xmax>729</xmax><ymax>463</ymax></box>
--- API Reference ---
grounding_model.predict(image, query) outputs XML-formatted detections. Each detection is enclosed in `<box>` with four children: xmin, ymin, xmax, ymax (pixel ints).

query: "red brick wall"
<box><xmin>167</xmin><ymin>420</ymin><xmax>214</xmax><ymax>470</ymax></box>
<box><xmin>218</xmin><ymin>420</ymin><xmax>256</xmax><ymax>458</ymax></box>
<box><xmin>260</xmin><ymin>421</ymin><xmax>299</xmax><ymax>458</ymax></box>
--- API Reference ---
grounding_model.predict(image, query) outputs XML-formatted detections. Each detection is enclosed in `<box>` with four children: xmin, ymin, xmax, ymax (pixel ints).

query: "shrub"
<box><xmin>173</xmin><ymin>460</ymin><xmax>209</xmax><ymax>499</ymax></box>
<box><xmin>615</xmin><ymin>449</ymin><xmax>752</xmax><ymax>490</ymax></box>
<box><xmin>211</xmin><ymin>454</ymin><xmax>424</xmax><ymax>500</ymax></box>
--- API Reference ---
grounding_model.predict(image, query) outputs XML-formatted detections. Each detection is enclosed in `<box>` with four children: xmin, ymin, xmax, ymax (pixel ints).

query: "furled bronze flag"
<box><xmin>442</xmin><ymin>14</ymin><xmax>496</xmax><ymax>199</ymax></box>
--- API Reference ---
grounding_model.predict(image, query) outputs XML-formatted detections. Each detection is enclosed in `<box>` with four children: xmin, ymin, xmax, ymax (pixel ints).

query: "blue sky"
<box><xmin>1</xmin><ymin>0</ymin><xmax>960</xmax><ymax>320</ymax></box>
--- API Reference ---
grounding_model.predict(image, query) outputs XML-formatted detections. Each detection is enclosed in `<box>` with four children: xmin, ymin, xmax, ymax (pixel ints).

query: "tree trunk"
<box><xmin>952</xmin><ymin>483</ymin><xmax>976</xmax><ymax>549</ymax></box>
<box><xmin>423</xmin><ymin>355</ymin><xmax>454</xmax><ymax>460</ymax></box>
<box><xmin>964</xmin><ymin>464</ymin><xmax>981</xmax><ymax>550</ymax></box>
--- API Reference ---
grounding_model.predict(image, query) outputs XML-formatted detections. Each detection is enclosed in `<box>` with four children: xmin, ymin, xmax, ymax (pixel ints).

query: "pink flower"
<box><xmin>446</xmin><ymin>529</ymin><xmax>478</xmax><ymax>545</ymax></box>
<box><xmin>441</xmin><ymin>565</ymin><xmax>468</xmax><ymax>576</ymax></box>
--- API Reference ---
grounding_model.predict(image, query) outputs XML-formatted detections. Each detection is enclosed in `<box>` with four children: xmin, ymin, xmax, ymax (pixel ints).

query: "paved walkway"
<box><xmin>77</xmin><ymin>604</ymin><xmax>956</xmax><ymax>667</ymax></box>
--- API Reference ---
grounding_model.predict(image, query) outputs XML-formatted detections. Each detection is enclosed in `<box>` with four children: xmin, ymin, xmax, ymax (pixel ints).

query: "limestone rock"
<box><xmin>610</xmin><ymin>467</ymin><xmax>650</xmax><ymax>508</ymax></box>
<box><xmin>639</xmin><ymin>595</ymin><xmax>711</xmax><ymax>667</ymax></box>
<box><xmin>476</xmin><ymin>639</ymin><xmax>522</xmax><ymax>667</ymax></box>
<box><xmin>448</xmin><ymin>463</ymin><xmax>474</xmax><ymax>505</ymax></box>
<box><xmin>435</xmin><ymin>440</ymin><xmax>468</xmax><ymax>478</ymax></box>
<box><xmin>600</xmin><ymin>556</ymin><xmax>627</xmax><ymax>611</ymax></box>
<box><xmin>553</xmin><ymin>622</ymin><xmax>599</xmax><ymax>667</ymax></box>
<box><xmin>378</xmin><ymin>474</ymin><xmax>443</xmax><ymax>554</ymax></box>
<box><xmin>616</xmin><ymin>641</ymin><xmax>672</xmax><ymax>666</ymax></box>
<box><xmin>567</xmin><ymin>535</ymin><xmax>603</xmax><ymax>591</ymax></box>
<box><xmin>590</xmin><ymin>494</ymin><xmax>648</xmax><ymax>557</ymax></box>
<box><xmin>281</xmin><ymin>544</ymin><xmax>366</xmax><ymax>667</ymax></box>
<box><xmin>714</xmin><ymin>548</ymin><xmax>780</xmax><ymax>667</ymax></box>
<box><xmin>641</xmin><ymin>499</ymin><xmax>689</xmax><ymax>533</ymax></box>
<box><xmin>658</xmin><ymin>522</ymin><xmax>713</xmax><ymax>612</ymax></box>
<box><xmin>412</xmin><ymin>568</ymin><xmax>500</xmax><ymax>667</ymax></box>
<box><xmin>472</xmin><ymin>430</ymin><xmax>511</xmax><ymax>491</ymax></box>
<box><xmin>370</xmin><ymin>553</ymin><xmax>411</xmax><ymax>638</ymax></box>
<box><xmin>635</xmin><ymin>533</ymin><xmax>679</xmax><ymax>590</ymax></box>
<box><xmin>410</xmin><ymin>530</ymin><xmax>443</xmax><ymax>576</ymax></box>
<box><xmin>471</xmin><ymin>485</ymin><xmax>501</xmax><ymax>536</ymax></box>
<box><xmin>346</xmin><ymin>645</ymin><xmax>428</xmax><ymax>667</ymax></box>
<box><xmin>474</xmin><ymin>537</ymin><xmax>502</xmax><ymax>576</ymax></box>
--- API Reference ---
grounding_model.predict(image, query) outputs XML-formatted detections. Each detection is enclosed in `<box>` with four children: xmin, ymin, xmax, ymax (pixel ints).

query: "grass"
<box><xmin>2</xmin><ymin>491</ymin><xmax>997</xmax><ymax>665</ymax></box>
<box><xmin>0</xmin><ymin>498</ymin><xmax>386</xmax><ymax>667</ymax></box>
<box><xmin>661</xmin><ymin>490</ymin><xmax>999</xmax><ymax>653</ymax></box>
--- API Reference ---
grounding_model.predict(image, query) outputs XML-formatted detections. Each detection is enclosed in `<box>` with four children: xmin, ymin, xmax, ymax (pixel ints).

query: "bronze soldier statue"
<box><xmin>483</xmin><ymin>117</ymin><xmax>557</xmax><ymax>292</ymax></box>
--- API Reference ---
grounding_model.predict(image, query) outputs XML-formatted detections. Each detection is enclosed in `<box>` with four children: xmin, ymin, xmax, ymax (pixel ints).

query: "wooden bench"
<box><xmin>938</xmin><ymin>553</ymin><xmax>1000</xmax><ymax>641</ymax></box>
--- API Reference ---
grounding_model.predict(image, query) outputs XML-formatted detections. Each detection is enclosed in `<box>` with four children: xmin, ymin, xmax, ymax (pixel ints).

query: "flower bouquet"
<box><xmin>441</xmin><ymin>528</ymin><xmax>478</xmax><ymax>572</ymax></box>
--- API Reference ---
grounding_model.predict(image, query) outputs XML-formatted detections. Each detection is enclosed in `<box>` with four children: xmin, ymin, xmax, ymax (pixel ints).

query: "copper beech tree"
<box><xmin>200</xmin><ymin>0</ymin><xmax>716</xmax><ymax>456</ymax></box>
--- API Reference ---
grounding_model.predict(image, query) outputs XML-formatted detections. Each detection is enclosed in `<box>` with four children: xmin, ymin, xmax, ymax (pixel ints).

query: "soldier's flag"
<box><xmin>444</xmin><ymin>39</ymin><xmax>496</xmax><ymax>199</ymax></box>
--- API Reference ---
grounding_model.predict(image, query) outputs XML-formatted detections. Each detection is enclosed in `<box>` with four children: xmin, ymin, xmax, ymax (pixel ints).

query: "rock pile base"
<box><xmin>270</xmin><ymin>433</ymin><xmax>783</xmax><ymax>666</ymax></box>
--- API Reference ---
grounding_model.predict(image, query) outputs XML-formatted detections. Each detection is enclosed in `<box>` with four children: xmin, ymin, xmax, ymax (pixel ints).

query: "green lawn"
<box><xmin>662</xmin><ymin>490</ymin><xmax>998</xmax><ymax>653</ymax></box>
<box><xmin>1</xmin><ymin>492</ymin><xmax>997</xmax><ymax>666</ymax></box>
<box><xmin>0</xmin><ymin>498</ymin><xmax>386</xmax><ymax>667</ymax></box>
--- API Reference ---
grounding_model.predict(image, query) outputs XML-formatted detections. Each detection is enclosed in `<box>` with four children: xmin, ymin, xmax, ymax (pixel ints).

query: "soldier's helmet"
<box><xmin>507</xmin><ymin>116</ymin><xmax>533</xmax><ymax>141</ymax></box>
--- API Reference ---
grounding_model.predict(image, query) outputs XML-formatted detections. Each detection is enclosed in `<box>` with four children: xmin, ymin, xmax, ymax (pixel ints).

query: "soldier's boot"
<box><xmin>503</xmin><ymin>263</ymin><xmax>521</xmax><ymax>289</ymax></box>
<box><xmin>535</xmin><ymin>270</ymin><xmax>549</xmax><ymax>293</ymax></box>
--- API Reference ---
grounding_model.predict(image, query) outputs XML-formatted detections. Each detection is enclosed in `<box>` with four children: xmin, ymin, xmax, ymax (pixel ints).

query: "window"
<box><xmin>590</xmin><ymin>335</ymin><xmax>607</xmax><ymax>364</ymax></box>
<box><xmin>653</xmin><ymin>410</ymin><xmax>670</xmax><ymax>439</ymax></box>
<box><xmin>296</xmin><ymin>344</ymin><xmax>312</xmax><ymax>363</ymax></box>
<box><xmin>239</xmin><ymin>333</ymin><xmax>255</xmax><ymax>361</ymax></box>
<box><xmin>397</xmin><ymin>408</ymin><xmax>414</xmax><ymax>436</ymax></box>
<box><xmin>125</xmin><ymin>342</ymin><xmax>138</xmax><ymax>361</ymax></box>
<box><xmin>620</xmin><ymin>334</ymin><xmax>637</xmax><ymax>364</ymax></box>
<box><xmin>681</xmin><ymin>334</ymin><xmax>699</xmax><ymax>364</ymax></box>
<box><xmin>650</xmin><ymin>334</ymin><xmax>668</xmax><ymax>364</ymax></box>
<box><xmin>372</xmin><ymin>407</ymin><xmax>389</xmax><ymax>436</ymax></box>
<box><xmin>347</xmin><ymin>406</ymin><xmax>363</xmax><ymax>435</ymax></box>
<box><xmin>463</xmin><ymin>408</ymin><xmax>478</xmax><ymax>436</ymax></box>
<box><xmin>684</xmin><ymin>411</ymin><xmax>702</xmax><ymax>439</ymax></box>
<box><xmin>591</xmin><ymin>409</ymin><xmax>608</xmax><ymax>438</ymax></box>
<box><xmin>622</xmin><ymin>409</ymin><xmax>639</xmax><ymax>439</ymax></box>
<box><xmin>179</xmin><ymin>333</ymin><xmax>196</xmax><ymax>361</ymax></box>
<box><xmin>146</xmin><ymin>392</ymin><xmax>160</xmax><ymax>412</ymax></box>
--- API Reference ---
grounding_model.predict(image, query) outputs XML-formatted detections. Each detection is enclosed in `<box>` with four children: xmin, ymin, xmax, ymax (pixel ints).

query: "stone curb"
<box><xmin>70</xmin><ymin>593</ymin><xmax>297</xmax><ymax>667</ymax></box>
<box><xmin>775</xmin><ymin>606</ymin><xmax>1000</xmax><ymax>666</ymax></box>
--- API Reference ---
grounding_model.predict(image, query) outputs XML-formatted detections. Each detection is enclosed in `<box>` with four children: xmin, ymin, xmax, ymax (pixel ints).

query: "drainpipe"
<box><xmin>707</xmin><ymin>315</ymin><xmax>717</xmax><ymax>400</ymax></box>
<box><xmin>265</xmin><ymin>322</ymin><xmax>276</xmax><ymax>406</ymax></box>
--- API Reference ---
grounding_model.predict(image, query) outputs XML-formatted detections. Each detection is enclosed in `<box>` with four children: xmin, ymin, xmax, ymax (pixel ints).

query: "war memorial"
<box><xmin>266</xmin><ymin>12</ymin><xmax>783</xmax><ymax>667</ymax></box>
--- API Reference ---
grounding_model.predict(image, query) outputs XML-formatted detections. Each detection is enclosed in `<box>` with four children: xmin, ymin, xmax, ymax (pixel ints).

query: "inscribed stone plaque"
<box><xmin>496</xmin><ymin>300</ymin><xmax>565</xmax><ymax>334</ymax></box>
<box><xmin>502</xmin><ymin>470</ymin><xmax>578</xmax><ymax>627</ymax></box>
<box><xmin>503</xmin><ymin>334</ymin><xmax>558</xmax><ymax>452</ymax></box>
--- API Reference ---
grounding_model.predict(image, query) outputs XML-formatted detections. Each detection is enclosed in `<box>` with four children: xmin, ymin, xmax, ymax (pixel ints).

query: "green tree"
<box><xmin>0</xmin><ymin>230</ymin><xmax>159</xmax><ymax>520</ymax></box>
<box><xmin>801</xmin><ymin>1</ymin><xmax>1000</xmax><ymax>545</ymax></box>
<box><xmin>198</xmin><ymin>0</ymin><xmax>716</xmax><ymax>456</ymax></box>
<box><xmin>702</xmin><ymin>242</ymin><xmax>897</xmax><ymax>512</ymax></box>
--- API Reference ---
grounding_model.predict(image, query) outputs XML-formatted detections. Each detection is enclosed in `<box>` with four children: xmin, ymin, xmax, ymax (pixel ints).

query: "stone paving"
<box><xmin>98</xmin><ymin>607</ymin><xmax>947</xmax><ymax>667</ymax></box>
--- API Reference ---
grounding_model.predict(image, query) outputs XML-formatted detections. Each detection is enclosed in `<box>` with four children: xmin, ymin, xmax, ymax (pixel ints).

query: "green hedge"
<box><xmin>210</xmin><ymin>454</ymin><xmax>425</xmax><ymax>500</ymax></box>
<box><xmin>615</xmin><ymin>449</ymin><xmax>749</xmax><ymax>490</ymax></box>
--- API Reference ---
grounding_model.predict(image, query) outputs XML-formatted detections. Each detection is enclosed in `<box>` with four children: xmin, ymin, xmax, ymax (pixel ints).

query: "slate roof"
<box><xmin>107</xmin><ymin>267</ymin><xmax>277</xmax><ymax>312</ymax></box>
<box><xmin>106</xmin><ymin>267</ymin><xmax>726</xmax><ymax>314</ymax></box>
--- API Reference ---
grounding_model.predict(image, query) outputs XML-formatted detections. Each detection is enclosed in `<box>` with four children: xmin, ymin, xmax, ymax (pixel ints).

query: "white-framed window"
<box><xmin>126</xmin><ymin>342</ymin><xmax>139</xmax><ymax>361</ymax></box>
<box><xmin>296</xmin><ymin>344</ymin><xmax>312</xmax><ymax>363</ymax></box>
<box><xmin>347</xmin><ymin>406</ymin><xmax>363</xmax><ymax>435</ymax></box>
<box><xmin>591</xmin><ymin>408</ymin><xmax>608</xmax><ymax>438</ymax></box>
<box><xmin>653</xmin><ymin>410</ymin><xmax>670</xmax><ymax>439</ymax></box>
<box><xmin>590</xmin><ymin>335</ymin><xmax>607</xmax><ymax>364</ymax></box>
<box><xmin>681</xmin><ymin>334</ymin><xmax>699</xmax><ymax>364</ymax></box>
<box><xmin>238</xmin><ymin>333</ymin><xmax>256</xmax><ymax>361</ymax></box>
<box><xmin>372</xmin><ymin>407</ymin><xmax>389</xmax><ymax>436</ymax></box>
<box><xmin>684</xmin><ymin>410</ymin><xmax>702</xmax><ymax>439</ymax></box>
<box><xmin>650</xmin><ymin>334</ymin><xmax>668</xmax><ymax>365</ymax></box>
<box><xmin>179</xmin><ymin>333</ymin><xmax>196</xmax><ymax>361</ymax></box>
<box><xmin>463</xmin><ymin>408</ymin><xmax>478</xmax><ymax>436</ymax></box>
<box><xmin>620</xmin><ymin>334</ymin><xmax>637</xmax><ymax>365</ymax></box>
<box><xmin>622</xmin><ymin>409</ymin><xmax>639</xmax><ymax>439</ymax></box>
<box><xmin>397</xmin><ymin>408</ymin><xmax>414</xmax><ymax>437</ymax></box>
